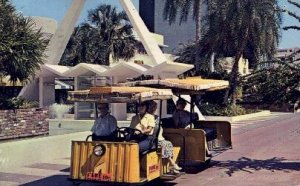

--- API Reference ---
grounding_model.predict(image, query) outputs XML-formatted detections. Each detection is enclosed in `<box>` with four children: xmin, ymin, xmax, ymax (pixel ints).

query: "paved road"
<box><xmin>168</xmin><ymin>112</ymin><xmax>300</xmax><ymax>186</ymax></box>
<box><xmin>0</xmin><ymin>113</ymin><xmax>299</xmax><ymax>186</ymax></box>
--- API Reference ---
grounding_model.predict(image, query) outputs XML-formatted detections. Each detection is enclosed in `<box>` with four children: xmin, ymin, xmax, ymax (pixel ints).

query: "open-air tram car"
<box><xmin>67</xmin><ymin>86</ymin><xmax>182</xmax><ymax>185</ymax></box>
<box><xmin>119</xmin><ymin>77</ymin><xmax>232</xmax><ymax>165</ymax></box>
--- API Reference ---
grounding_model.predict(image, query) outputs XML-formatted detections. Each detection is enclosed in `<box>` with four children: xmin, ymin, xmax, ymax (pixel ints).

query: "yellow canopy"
<box><xmin>68</xmin><ymin>86</ymin><xmax>173</xmax><ymax>103</ymax></box>
<box><xmin>118</xmin><ymin>77</ymin><xmax>229</xmax><ymax>94</ymax></box>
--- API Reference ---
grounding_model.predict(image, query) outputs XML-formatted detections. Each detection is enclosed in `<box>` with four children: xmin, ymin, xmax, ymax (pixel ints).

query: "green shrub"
<box><xmin>199</xmin><ymin>103</ymin><xmax>257</xmax><ymax>116</ymax></box>
<box><xmin>7</xmin><ymin>97</ymin><xmax>39</xmax><ymax>109</ymax></box>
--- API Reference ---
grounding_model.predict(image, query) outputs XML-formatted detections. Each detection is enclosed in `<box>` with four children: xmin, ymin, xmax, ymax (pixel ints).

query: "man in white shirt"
<box><xmin>91</xmin><ymin>103</ymin><xmax>117</xmax><ymax>141</ymax></box>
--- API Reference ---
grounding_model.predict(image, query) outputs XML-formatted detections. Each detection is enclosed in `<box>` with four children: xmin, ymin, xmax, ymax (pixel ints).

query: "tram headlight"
<box><xmin>93</xmin><ymin>144</ymin><xmax>106</xmax><ymax>156</ymax></box>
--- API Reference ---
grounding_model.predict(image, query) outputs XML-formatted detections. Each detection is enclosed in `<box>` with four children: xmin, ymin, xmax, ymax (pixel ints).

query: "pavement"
<box><xmin>0</xmin><ymin>112</ymin><xmax>299</xmax><ymax>186</ymax></box>
<box><xmin>168</xmin><ymin>112</ymin><xmax>300</xmax><ymax>186</ymax></box>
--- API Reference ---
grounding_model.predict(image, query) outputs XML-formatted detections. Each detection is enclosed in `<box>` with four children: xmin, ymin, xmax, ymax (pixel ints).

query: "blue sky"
<box><xmin>11</xmin><ymin>0</ymin><xmax>299</xmax><ymax>49</ymax></box>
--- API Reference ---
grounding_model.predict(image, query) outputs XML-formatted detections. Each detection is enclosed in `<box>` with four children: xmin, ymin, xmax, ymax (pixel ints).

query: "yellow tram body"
<box><xmin>68</xmin><ymin>76</ymin><xmax>233</xmax><ymax>184</ymax></box>
<box><xmin>119</xmin><ymin>77</ymin><xmax>233</xmax><ymax>164</ymax></box>
<box><xmin>68</xmin><ymin>86</ymin><xmax>181</xmax><ymax>184</ymax></box>
<box><xmin>70</xmin><ymin>141</ymin><xmax>180</xmax><ymax>183</ymax></box>
<box><xmin>163</xmin><ymin>120</ymin><xmax>231</xmax><ymax>162</ymax></box>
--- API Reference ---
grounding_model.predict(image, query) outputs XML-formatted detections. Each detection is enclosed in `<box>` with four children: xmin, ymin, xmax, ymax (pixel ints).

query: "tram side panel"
<box><xmin>70</xmin><ymin>141</ymin><xmax>140</xmax><ymax>183</ymax></box>
<box><xmin>198</xmin><ymin>120</ymin><xmax>232</xmax><ymax>148</ymax></box>
<box><xmin>163</xmin><ymin>128</ymin><xmax>208</xmax><ymax>162</ymax></box>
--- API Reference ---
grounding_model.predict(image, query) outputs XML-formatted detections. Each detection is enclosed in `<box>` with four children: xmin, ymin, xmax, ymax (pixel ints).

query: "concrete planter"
<box><xmin>0</xmin><ymin>108</ymin><xmax>49</xmax><ymax>140</ymax></box>
<box><xmin>204</xmin><ymin>110</ymin><xmax>271</xmax><ymax>122</ymax></box>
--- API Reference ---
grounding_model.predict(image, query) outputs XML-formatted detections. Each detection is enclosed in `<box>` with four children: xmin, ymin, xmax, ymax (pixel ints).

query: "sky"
<box><xmin>11</xmin><ymin>0</ymin><xmax>300</xmax><ymax>49</ymax></box>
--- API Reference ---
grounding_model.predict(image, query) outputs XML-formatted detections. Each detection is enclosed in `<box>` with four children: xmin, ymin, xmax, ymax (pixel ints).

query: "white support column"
<box><xmin>45</xmin><ymin>0</ymin><xmax>86</xmax><ymax>65</ymax></box>
<box><xmin>156</xmin><ymin>100</ymin><xmax>168</xmax><ymax>118</ymax></box>
<box><xmin>210</xmin><ymin>53</ymin><xmax>215</xmax><ymax>72</ymax></box>
<box><xmin>19</xmin><ymin>0</ymin><xmax>86</xmax><ymax>101</ymax></box>
<box><xmin>74</xmin><ymin>77</ymin><xmax>79</xmax><ymax>120</ymax></box>
<box><xmin>39</xmin><ymin>77</ymin><xmax>44</xmax><ymax>108</ymax></box>
<box><xmin>119</xmin><ymin>0</ymin><xmax>167</xmax><ymax>65</ymax></box>
<box><xmin>111</xmin><ymin>76</ymin><xmax>127</xmax><ymax>120</ymax></box>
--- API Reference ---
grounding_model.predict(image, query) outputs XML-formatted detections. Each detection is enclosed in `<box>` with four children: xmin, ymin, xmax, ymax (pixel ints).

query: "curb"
<box><xmin>204</xmin><ymin>110</ymin><xmax>271</xmax><ymax>122</ymax></box>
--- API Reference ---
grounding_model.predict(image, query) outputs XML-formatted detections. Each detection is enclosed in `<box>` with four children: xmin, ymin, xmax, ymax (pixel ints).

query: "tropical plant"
<box><xmin>60</xmin><ymin>4</ymin><xmax>138</xmax><ymax>66</ymax></box>
<box><xmin>88</xmin><ymin>4</ymin><xmax>137</xmax><ymax>65</ymax></box>
<box><xmin>60</xmin><ymin>24</ymin><xmax>96</xmax><ymax>66</ymax></box>
<box><xmin>6</xmin><ymin>97</ymin><xmax>39</xmax><ymax>110</ymax></box>
<box><xmin>0</xmin><ymin>0</ymin><xmax>48</xmax><ymax>84</ymax></box>
<box><xmin>243</xmin><ymin>60</ymin><xmax>300</xmax><ymax>106</ymax></box>
<box><xmin>163</xmin><ymin>0</ymin><xmax>204</xmax><ymax>70</ymax></box>
<box><xmin>199</xmin><ymin>0</ymin><xmax>282</xmax><ymax>105</ymax></box>
<box><xmin>282</xmin><ymin>0</ymin><xmax>300</xmax><ymax>31</ymax></box>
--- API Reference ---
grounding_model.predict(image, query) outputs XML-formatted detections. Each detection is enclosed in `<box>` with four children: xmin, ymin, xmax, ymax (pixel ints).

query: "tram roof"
<box><xmin>68</xmin><ymin>86</ymin><xmax>173</xmax><ymax>103</ymax></box>
<box><xmin>118</xmin><ymin>77</ymin><xmax>229</xmax><ymax>94</ymax></box>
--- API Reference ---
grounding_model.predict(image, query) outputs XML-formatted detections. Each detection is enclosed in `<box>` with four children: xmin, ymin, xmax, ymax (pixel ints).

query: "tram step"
<box><xmin>160</xmin><ymin>172</ymin><xmax>184</xmax><ymax>181</ymax></box>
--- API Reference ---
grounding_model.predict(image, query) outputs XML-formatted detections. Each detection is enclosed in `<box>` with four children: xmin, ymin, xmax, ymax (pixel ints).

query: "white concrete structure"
<box><xmin>30</xmin><ymin>16</ymin><xmax>57</xmax><ymax>36</ymax></box>
<box><xmin>44</xmin><ymin>0</ymin><xmax>86</xmax><ymax>65</ymax></box>
<box><xmin>19</xmin><ymin>0</ymin><xmax>86</xmax><ymax>105</ymax></box>
<box><xmin>275</xmin><ymin>47</ymin><xmax>300</xmax><ymax>64</ymax></box>
<box><xmin>120</xmin><ymin>0</ymin><xmax>167</xmax><ymax>65</ymax></box>
<box><xmin>18</xmin><ymin>0</ymin><xmax>194</xmax><ymax>120</ymax></box>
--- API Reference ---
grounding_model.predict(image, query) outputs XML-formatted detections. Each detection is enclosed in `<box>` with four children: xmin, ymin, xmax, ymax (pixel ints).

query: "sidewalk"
<box><xmin>0</xmin><ymin>120</ymin><xmax>131</xmax><ymax>166</ymax></box>
<box><xmin>48</xmin><ymin>119</ymin><xmax>130</xmax><ymax>136</ymax></box>
<box><xmin>0</xmin><ymin>119</ymin><xmax>131</xmax><ymax>185</ymax></box>
<box><xmin>0</xmin><ymin>113</ymin><xmax>292</xmax><ymax>185</ymax></box>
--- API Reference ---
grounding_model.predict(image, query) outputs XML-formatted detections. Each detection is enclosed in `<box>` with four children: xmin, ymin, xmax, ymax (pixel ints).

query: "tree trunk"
<box><xmin>209</xmin><ymin>52</ymin><xmax>215</xmax><ymax>72</ymax></box>
<box><xmin>104</xmin><ymin>53</ymin><xmax>110</xmax><ymax>66</ymax></box>
<box><xmin>194</xmin><ymin>0</ymin><xmax>204</xmax><ymax>111</ymax></box>
<box><xmin>194</xmin><ymin>0</ymin><xmax>202</xmax><ymax>71</ymax></box>
<box><xmin>224</xmin><ymin>26</ymin><xmax>250</xmax><ymax>105</ymax></box>
<box><xmin>223</xmin><ymin>55</ymin><xmax>241</xmax><ymax>105</ymax></box>
<box><xmin>231</xmin><ymin>56</ymin><xmax>240</xmax><ymax>105</ymax></box>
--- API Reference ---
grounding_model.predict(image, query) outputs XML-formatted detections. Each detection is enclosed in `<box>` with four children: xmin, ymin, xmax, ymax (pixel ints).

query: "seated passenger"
<box><xmin>173</xmin><ymin>99</ymin><xmax>213</xmax><ymax>156</ymax></box>
<box><xmin>91</xmin><ymin>103</ymin><xmax>117</xmax><ymax>141</ymax></box>
<box><xmin>172</xmin><ymin>98</ymin><xmax>192</xmax><ymax>128</ymax></box>
<box><xmin>147</xmin><ymin>101</ymin><xmax>182</xmax><ymax>174</ymax></box>
<box><xmin>130</xmin><ymin>102</ymin><xmax>155</xmax><ymax>153</ymax></box>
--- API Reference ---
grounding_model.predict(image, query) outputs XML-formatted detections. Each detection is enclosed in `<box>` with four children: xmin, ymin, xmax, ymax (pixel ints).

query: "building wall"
<box><xmin>41</xmin><ymin>76</ymin><xmax>56</xmax><ymax>107</ymax></box>
<box><xmin>0</xmin><ymin>108</ymin><xmax>49</xmax><ymax>140</ymax></box>
<box><xmin>218</xmin><ymin>57</ymin><xmax>249</xmax><ymax>76</ymax></box>
<box><xmin>140</xmin><ymin>0</ymin><xmax>197</xmax><ymax>54</ymax></box>
<box><xmin>275</xmin><ymin>47</ymin><xmax>300</xmax><ymax>63</ymax></box>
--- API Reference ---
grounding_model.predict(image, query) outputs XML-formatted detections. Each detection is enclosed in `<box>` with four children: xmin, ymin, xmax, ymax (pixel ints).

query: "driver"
<box><xmin>130</xmin><ymin>102</ymin><xmax>155</xmax><ymax>153</ymax></box>
<box><xmin>91</xmin><ymin>103</ymin><xmax>117</xmax><ymax>141</ymax></box>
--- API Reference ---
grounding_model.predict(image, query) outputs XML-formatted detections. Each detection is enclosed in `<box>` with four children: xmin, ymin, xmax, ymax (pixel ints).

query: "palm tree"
<box><xmin>0</xmin><ymin>0</ymin><xmax>48</xmax><ymax>85</ymax></box>
<box><xmin>163</xmin><ymin>0</ymin><xmax>204</xmax><ymax>70</ymax></box>
<box><xmin>201</xmin><ymin>0</ymin><xmax>282</xmax><ymax>105</ymax></box>
<box><xmin>60</xmin><ymin>4</ymin><xmax>138</xmax><ymax>66</ymax></box>
<box><xmin>88</xmin><ymin>4</ymin><xmax>136</xmax><ymax>66</ymax></box>
<box><xmin>282</xmin><ymin>0</ymin><xmax>300</xmax><ymax>31</ymax></box>
<box><xmin>60</xmin><ymin>24</ymin><xmax>96</xmax><ymax>66</ymax></box>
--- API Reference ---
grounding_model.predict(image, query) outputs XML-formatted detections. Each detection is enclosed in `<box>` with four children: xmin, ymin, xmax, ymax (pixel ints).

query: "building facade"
<box><xmin>275</xmin><ymin>47</ymin><xmax>300</xmax><ymax>64</ymax></box>
<box><xmin>139</xmin><ymin>0</ymin><xmax>198</xmax><ymax>54</ymax></box>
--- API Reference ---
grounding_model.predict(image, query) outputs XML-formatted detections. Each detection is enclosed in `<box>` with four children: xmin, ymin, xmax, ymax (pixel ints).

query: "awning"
<box><xmin>118</xmin><ymin>77</ymin><xmax>229</xmax><ymax>94</ymax></box>
<box><xmin>68</xmin><ymin>86</ymin><xmax>173</xmax><ymax>103</ymax></box>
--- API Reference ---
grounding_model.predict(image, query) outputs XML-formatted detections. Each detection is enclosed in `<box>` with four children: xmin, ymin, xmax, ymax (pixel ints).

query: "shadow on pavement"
<box><xmin>176</xmin><ymin>160</ymin><xmax>216</xmax><ymax>174</ymax></box>
<box><xmin>18</xmin><ymin>174</ymin><xmax>178</xmax><ymax>186</ymax></box>
<box><xmin>213</xmin><ymin>157</ymin><xmax>300</xmax><ymax>176</ymax></box>
<box><xmin>19</xmin><ymin>175</ymin><xmax>73</xmax><ymax>186</ymax></box>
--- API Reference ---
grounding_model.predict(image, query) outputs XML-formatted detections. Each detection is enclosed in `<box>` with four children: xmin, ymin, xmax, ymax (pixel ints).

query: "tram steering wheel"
<box><xmin>117</xmin><ymin>127</ymin><xmax>143</xmax><ymax>142</ymax></box>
